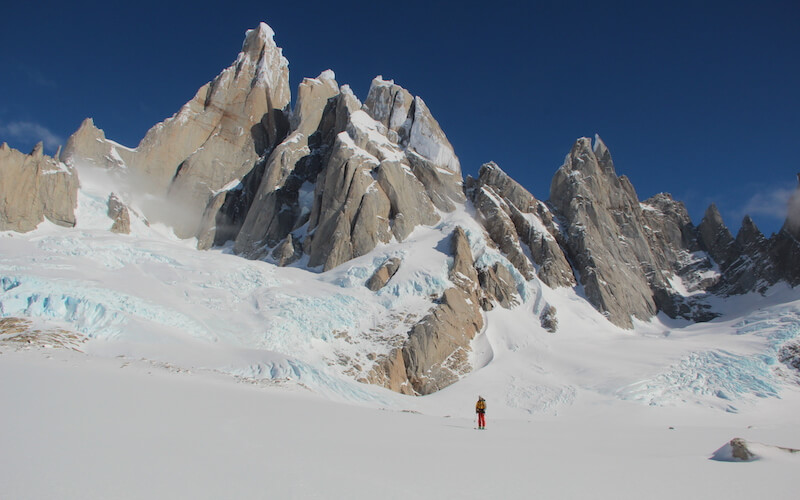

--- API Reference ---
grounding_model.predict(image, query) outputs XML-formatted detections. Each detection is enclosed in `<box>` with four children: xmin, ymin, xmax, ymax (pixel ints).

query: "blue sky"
<box><xmin>2</xmin><ymin>0</ymin><xmax>798</xmax><ymax>235</ymax></box>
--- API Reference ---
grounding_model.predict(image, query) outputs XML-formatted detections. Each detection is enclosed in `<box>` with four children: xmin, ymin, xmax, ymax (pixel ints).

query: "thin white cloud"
<box><xmin>0</xmin><ymin>121</ymin><xmax>64</xmax><ymax>153</ymax></box>
<box><xmin>740</xmin><ymin>185</ymin><xmax>796</xmax><ymax>221</ymax></box>
<box><xmin>24</xmin><ymin>67</ymin><xmax>57</xmax><ymax>88</ymax></box>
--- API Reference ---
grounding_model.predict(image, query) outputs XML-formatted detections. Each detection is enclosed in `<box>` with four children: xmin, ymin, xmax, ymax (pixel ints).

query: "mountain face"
<box><xmin>0</xmin><ymin>142</ymin><xmax>77</xmax><ymax>232</ymax></box>
<box><xmin>2</xmin><ymin>22</ymin><xmax>799</xmax><ymax>395</ymax></box>
<box><xmin>60</xmin><ymin>23</ymin><xmax>291</xmax><ymax>239</ymax></box>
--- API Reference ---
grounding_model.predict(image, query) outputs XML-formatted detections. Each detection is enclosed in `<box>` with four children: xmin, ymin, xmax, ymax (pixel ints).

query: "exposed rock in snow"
<box><xmin>539</xmin><ymin>304</ymin><xmax>558</xmax><ymax>333</ymax></box>
<box><xmin>770</xmin><ymin>175</ymin><xmax>800</xmax><ymax>287</ymax></box>
<box><xmin>478</xmin><ymin>263</ymin><xmax>520</xmax><ymax>310</ymax></box>
<box><xmin>778</xmin><ymin>340</ymin><xmax>800</xmax><ymax>371</ymax></box>
<box><xmin>711</xmin><ymin>438</ymin><xmax>800</xmax><ymax>462</ymax></box>
<box><xmin>230</xmin><ymin>72</ymin><xmax>343</xmax><ymax>258</ymax></box>
<box><xmin>228</xmin><ymin>72</ymin><xmax>458</xmax><ymax>271</ymax></box>
<box><xmin>271</xmin><ymin>234</ymin><xmax>302</xmax><ymax>267</ymax></box>
<box><xmin>402</xmin><ymin>227</ymin><xmax>484</xmax><ymax>395</ymax></box>
<box><xmin>366</xmin><ymin>257</ymin><xmax>402</xmax><ymax>291</ymax></box>
<box><xmin>6</xmin><ymin>22</ymin><xmax>800</xmax><ymax>399</ymax></box>
<box><xmin>550</xmin><ymin>137</ymin><xmax>663</xmax><ymax>328</ymax></box>
<box><xmin>63</xmin><ymin>22</ymin><xmax>292</xmax><ymax>240</ymax></box>
<box><xmin>467</xmin><ymin>162</ymin><xmax>575</xmax><ymax>288</ymax></box>
<box><xmin>60</xmin><ymin>118</ymin><xmax>132</xmax><ymax>170</ymax></box>
<box><xmin>698</xmin><ymin>204</ymin><xmax>739</xmax><ymax>271</ymax></box>
<box><xmin>363</xmin><ymin>76</ymin><xmax>413</xmax><ymax>134</ymax></box>
<box><xmin>107</xmin><ymin>193</ymin><xmax>131</xmax><ymax>234</ymax></box>
<box><xmin>361</xmin><ymin>348</ymin><xmax>413</xmax><ymax>395</ymax></box>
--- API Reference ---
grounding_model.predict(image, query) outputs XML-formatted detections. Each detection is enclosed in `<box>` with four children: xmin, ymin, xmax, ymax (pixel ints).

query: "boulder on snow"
<box><xmin>478</xmin><ymin>263</ymin><xmax>520</xmax><ymax>309</ymax></box>
<box><xmin>778</xmin><ymin>341</ymin><xmax>800</xmax><ymax>371</ymax></box>
<box><xmin>711</xmin><ymin>438</ymin><xmax>800</xmax><ymax>462</ymax></box>
<box><xmin>107</xmin><ymin>193</ymin><xmax>131</xmax><ymax>234</ymax></box>
<box><xmin>366</xmin><ymin>257</ymin><xmax>402</xmax><ymax>291</ymax></box>
<box><xmin>272</xmin><ymin>234</ymin><xmax>302</xmax><ymax>267</ymax></box>
<box><xmin>539</xmin><ymin>304</ymin><xmax>558</xmax><ymax>333</ymax></box>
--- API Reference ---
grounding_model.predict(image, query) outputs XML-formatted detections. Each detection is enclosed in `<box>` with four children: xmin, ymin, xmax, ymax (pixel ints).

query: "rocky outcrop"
<box><xmin>362</xmin><ymin>349</ymin><xmax>413</xmax><ymax>396</ymax></box>
<box><xmin>712</xmin><ymin>216</ymin><xmax>772</xmax><ymax>294</ymax></box>
<box><xmin>467</xmin><ymin>162</ymin><xmax>575</xmax><ymax>288</ymax></box>
<box><xmin>10</xmin><ymin>21</ymin><xmax>799</xmax><ymax>397</ymax></box>
<box><xmin>402</xmin><ymin>227</ymin><xmax>484</xmax><ymax>395</ymax></box>
<box><xmin>697</xmin><ymin>204</ymin><xmax>739</xmax><ymax>271</ymax></box>
<box><xmin>226</xmin><ymin>75</ymin><xmax>462</xmax><ymax>271</ymax></box>
<box><xmin>271</xmin><ymin>233</ymin><xmax>302</xmax><ymax>267</ymax></box>
<box><xmin>0</xmin><ymin>142</ymin><xmax>78</xmax><ymax>232</ymax></box>
<box><xmin>769</xmin><ymin>174</ymin><xmax>800</xmax><ymax>287</ymax></box>
<box><xmin>478</xmin><ymin>263</ymin><xmax>520</xmax><ymax>309</ymax></box>
<box><xmin>778</xmin><ymin>341</ymin><xmax>800</xmax><ymax>371</ymax></box>
<box><xmin>227</xmin><ymin>71</ymin><xmax>342</xmax><ymax>257</ymax></box>
<box><xmin>63</xmin><ymin>23</ymin><xmax>292</xmax><ymax>240</ymax></box>
<box><xmin>692</xmin><ymin>179</ymin><xmax>800</xmax><ymax>295</ymax></box>
<box><xmin>366</xmin><ymin>257</ymin><xmax>402</xmax><ymax>291</ymax></box>
<box><xmin>712</xmin><ymin>438</ymin><xmax>800</xmax><ymax>462</ymax></box>
<box><xmin>547</xmin><ymin>136</ymin><xmax>729</xmax><ymax>327</ymax></box>
<box><xmin>60</xmin><ymin>118</ymin><xmax>133</xmax><ymax>170</ymax></box>
<box><xmin>550</xmin><ymin>137</ymin><xmax>667</xmax><ymax>328</ymax></box>
<box><xmin>639</xmin><ymin>193</ymin><xmax>707</xmax><ymax>279</ymax></box>
<box><xmin>539</xmin><ymin>304</ymin><xmax>558</xmax><ymax>333</ymax></box>
<box><xmin>107</xmin><ymin>193</ymin><xmax>131</xmax><ymax>234</ymax></box>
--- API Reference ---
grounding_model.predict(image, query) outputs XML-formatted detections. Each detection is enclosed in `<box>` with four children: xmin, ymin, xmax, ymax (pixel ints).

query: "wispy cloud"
<box><xmin>23</xmin><ymin>67</ymin><xmax>57</xmax><ymax>88</ymax></box>
<box><xmin>0</xmin><ymin>121</ymin><xmax>65</xmax><ymax>153</ymax></box>
<box><xmin>740</xmin><ymin>185</ymin><xmax>796</xmax><ymax>221</ymax></box>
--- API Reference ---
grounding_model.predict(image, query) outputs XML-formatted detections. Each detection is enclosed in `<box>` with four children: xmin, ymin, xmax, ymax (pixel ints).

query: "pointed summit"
<box><xmin>242</xmin><ymin>22</ymin><xmax>277</xmax><ymax>54</ymax></box>
<box><xmin>780</xmin><ymin>173</ymin><xmax>800</xmax><ymax>240</ymax></box>
<box><xmin>593</xmin><ymin>134</ymin><xmax>615</xmax><ymax>174</ymax></box>
<box><xmin>698</xmin><ymin>204</ymin><xmax>738</xmax><ymax>270</ymax></box>
<box><xmin>736</xmin><ymin>215</ymin><xmax>766</xmax><ymax>249</ymax></box>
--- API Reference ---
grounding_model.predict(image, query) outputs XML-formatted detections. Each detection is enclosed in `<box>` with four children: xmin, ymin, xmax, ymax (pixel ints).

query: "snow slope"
<box><xmin>2</xmin><ymin>167</ymin><xmax>800</xmax><ymax>498</ymax></box>
<box><xmin>2</xmin><ymin>345</ymin><xmax>799</xmax><ymax>499</ymax></box>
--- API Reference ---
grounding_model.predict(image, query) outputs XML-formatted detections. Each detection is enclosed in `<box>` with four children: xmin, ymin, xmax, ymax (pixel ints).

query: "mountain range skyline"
<box><xmin>2</xmin><ymin>13</ymin><xmax>800</xmax><ymax>496</ymax></box>
<box><xmin>1</xmin><ymin>1</ymin><xmax>798</xmax><ymax>236</ymax></box>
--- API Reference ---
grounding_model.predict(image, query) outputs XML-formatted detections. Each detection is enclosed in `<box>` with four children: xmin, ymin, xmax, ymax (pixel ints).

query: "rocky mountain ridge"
<box><xmin>2</xmin><ymin>22</ymin><xmax>799</xmax><ymax>394</ymax></box>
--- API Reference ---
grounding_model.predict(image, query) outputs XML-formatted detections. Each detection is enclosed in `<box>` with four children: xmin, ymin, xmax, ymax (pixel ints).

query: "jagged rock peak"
<box><xmin>291</xmin><ymin>70</ymin><xmax>340</xmax><ymax>135</ymax></box>
<box><xmin>239</xmin><ymin>23</ymin><xmax>289</xmax><ymax>92</ymax></box>
<box><xmin>467</xmin><ymin>160</ymin><xmax>575</xmax><ymax>288</ymax></box>
<box><xmin>0</xmin><ymin>143</ymin><xmax>78</xmax><ymax>232</ymax></box>
<box><xmin>363</xmin><ymin>76</ymin><xmax>414</xmax><ymax>133</ymax></box>
<box><xmin>550</xmin><ymin>136</ymin><xmax>670</xmax><ymax>328</ymax></box>
<box><xmin>698</xmin><ymin>203</ymin><xmax>738</xmax><ymax>270</ymax></box>
<box><xmin>475</xmin><ymin>161</ymin><xmax>537</xmax><ymax>211</ymax></box>
<box><xmin>31</xmin><ymin>142</ymin><xmax>44</xmax><ymax>157</ymax></box>
<box><xmin>737</xmin><ymin>215</ymin><xmax>765</xmax><ymax>247</ymax></box>
<box><xmin>60</xmin><ymin>117</ymin><xmax>131</xmax><ymax>170</ymax></box>
<box><xmin>702</xmin><ymin>203</ymin><xmax>725</xmax><ymax>225</ymax></box>
<box><xmin>782</xmin><ymin>173</ymin><xmax>800</xmax><ymax>240</ymax></box>
<box><xmin>242</xmin><ymin>22</ymin><xmax>277</xmax><ymax>55</ymax></box>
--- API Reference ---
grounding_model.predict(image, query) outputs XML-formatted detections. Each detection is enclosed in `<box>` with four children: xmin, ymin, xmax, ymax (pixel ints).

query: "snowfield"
<box><xmin>2</xmin><ymin>170</ymin><xmax>800</xmax><ymax>498</ymax></box>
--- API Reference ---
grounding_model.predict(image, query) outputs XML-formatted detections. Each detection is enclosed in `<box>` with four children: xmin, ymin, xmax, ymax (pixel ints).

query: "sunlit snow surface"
<box><xmin>2</xmin><ymin>174</ymin><xmax>800</xmax><ymax>414</ymax></box>
<box><xmin>619</xmin><ymin>303</ymin><xmax>800</xmax><ymax>411</ymax></box>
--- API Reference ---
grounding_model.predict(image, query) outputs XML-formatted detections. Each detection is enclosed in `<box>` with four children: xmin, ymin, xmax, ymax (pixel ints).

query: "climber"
<box><xmin>475</xmin><ymin>396</ymin><xmax>486</xmax><ymax>429</ymax></box>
